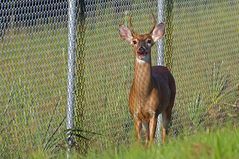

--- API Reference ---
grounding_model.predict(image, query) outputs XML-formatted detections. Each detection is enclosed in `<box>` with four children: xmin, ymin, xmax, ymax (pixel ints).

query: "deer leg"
<box><xmin>134</xmin><ymin>120</ymin><xmax>142</xmax><ymax>143</ymax></box>
<box><xmin>143</xmin><ymin>122</ymin><xmax>149</xmax><ymax>145</ymax></box>
<box><xmin>162</xmin><ymin>107</ymin><xmax>173</xmax><ymax>144</ymax></box>
<box><xmin>162</xmin><ymin>83</ymin><xmax>176</xmax><ymax>144</ymax></box>
<box><xmin>162</xmin><ymin>127</ymin><xmax>167</xmax><ymax>144</ymax></box>
<box><xmin>149</xmin><ymin>116</ymin><xmax>157</xmax><ymax>145</ymax></box>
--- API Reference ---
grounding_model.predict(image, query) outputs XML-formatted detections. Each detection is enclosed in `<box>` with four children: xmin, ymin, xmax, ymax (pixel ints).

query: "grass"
<box><xmin>0</xmin><ymin>0</ymin><xmax>239</xmax><ymax>158</ymax></box>
<box><xmin>27</xmin><ymin>126</ymin><xmax>239</xmax><ymax>159</ymax></box>
<box><xmin>84</xmin><ymin>126</ymin><xmax>239</xmax><ymax>159</ymax></box>
<box><xmin>186</xmin><ymin>62</ymin><xmax>238</xmax><ymax>132</ymax></box>
<box><xmin>0</xmin><ymin>24</ymin><xmax>68</xmax><ymax>158</ymax></box>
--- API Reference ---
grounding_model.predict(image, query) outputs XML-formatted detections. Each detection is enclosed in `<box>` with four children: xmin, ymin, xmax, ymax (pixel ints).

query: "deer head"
<box><xmin>119</xmin><ymin>15</ymin><xmax>165</xmax><ymax>63</ymax></box>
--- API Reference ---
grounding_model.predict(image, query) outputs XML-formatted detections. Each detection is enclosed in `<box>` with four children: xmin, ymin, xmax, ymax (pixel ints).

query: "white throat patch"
<box><xmin>136</xmin><ymin>54</ymin><xmax>150</xmax><ymax>64</ymax></box>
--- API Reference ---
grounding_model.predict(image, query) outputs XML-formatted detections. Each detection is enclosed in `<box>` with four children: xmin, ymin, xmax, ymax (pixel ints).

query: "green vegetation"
<box><xmin>0</xmin><ymin>0</ymin><xmax>238</xmax><ymax>158</ymax></box>
<box><xmin>85</xmin><ymin>126</ymin><xmax>239</xmax><ymax>159</ymax></box>
<box><xmin>0</xmin><ymin>25</ymin><xmax>68</xmax><ymax>158</ymax></box>
<box><xmin>27</xmin><ymin>126</ymin><xmax>239</xmax><ymax>159</ymax></box>
<box><xmin>186</xmin><ymin>62</ymin><xmax>238</xmax><ymax>132</ymax></box>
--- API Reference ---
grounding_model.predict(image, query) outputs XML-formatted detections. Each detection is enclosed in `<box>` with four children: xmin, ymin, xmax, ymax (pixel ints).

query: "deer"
<box><xmin>119</xmin><ymin>15</ymin><xmax>176</xmax><ymax>145</ymax></box>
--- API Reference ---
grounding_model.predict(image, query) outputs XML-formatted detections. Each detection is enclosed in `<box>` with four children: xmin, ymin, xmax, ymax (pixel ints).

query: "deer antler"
<box><xmin>128</xmin><ymin>16</ymin><xmax>133</xmax><ymax>29</ymax></box>
<box><xmin>128</xmin><ymin>15</ymin><xmax>136</xmax><ymax>36</ymax></box>
<box><xmin>150</xmin><ymin>13</ymin><xmax>157</xmax><ymax>34</ymax></box>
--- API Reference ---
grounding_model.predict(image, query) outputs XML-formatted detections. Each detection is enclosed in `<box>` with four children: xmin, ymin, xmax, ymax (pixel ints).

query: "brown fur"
<box><xmin>129</xmin><ymin>57</ymin><xmax>176</xmax><ymax>145</ymax></box>
<box><xmin>119</xmin><ymin>20</ymin><xmax>176</xmax><ymax>145</ymax></box>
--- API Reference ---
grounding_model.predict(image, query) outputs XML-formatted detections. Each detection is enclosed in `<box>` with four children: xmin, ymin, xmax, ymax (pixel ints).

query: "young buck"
<box><xmin>119</xmin><ymin>16</ymin><xmax>176</xmax><ymax>145</ymax></box>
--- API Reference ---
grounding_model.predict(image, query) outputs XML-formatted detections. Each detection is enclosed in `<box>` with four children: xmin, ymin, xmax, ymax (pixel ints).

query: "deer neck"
<box><xmin>133</xmin><ymin>55</ymin><xmax>153</xmax><ymax>97</ymax></box>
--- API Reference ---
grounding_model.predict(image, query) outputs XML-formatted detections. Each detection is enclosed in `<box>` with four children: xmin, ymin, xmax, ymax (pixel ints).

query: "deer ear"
<box><xmin>151</xmin><ymin>23</ymin><xmax>165</xmax><ymax>42</ymax></box>
<box><xmin>119</xmin><ymin>25</ymin><xmax>133</xmax><ymax>44</ymax></box>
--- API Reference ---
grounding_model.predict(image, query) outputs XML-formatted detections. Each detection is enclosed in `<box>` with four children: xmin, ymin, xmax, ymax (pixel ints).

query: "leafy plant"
<box><xmin>206</xmin><ymin>62</ymin><xmax>238</xmax><ymax>121</ymax></box>
<box><xmin>188</xmin><ymin>62</ymin><xmax>238</xmax><ymax>130</ymax></box>
<box><xmin>209</xmin><ymin>62</ymin><xmax>229</xmax><ymax>106</ymax></box>
<box><xmin>188</xmin><ymin>93</ymin><xmax>206</xmax><ymax>127</ymax></box>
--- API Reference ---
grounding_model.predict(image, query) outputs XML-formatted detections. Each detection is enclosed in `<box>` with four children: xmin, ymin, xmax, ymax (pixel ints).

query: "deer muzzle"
<box><xmin>137</xmin><ymin>46</ymin><xmax>148</xmax><ymax>56</ymax></box>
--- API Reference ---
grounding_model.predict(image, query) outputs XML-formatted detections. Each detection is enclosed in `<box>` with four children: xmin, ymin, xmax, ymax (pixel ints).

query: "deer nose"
<box><xmin>138</xmin><ymin>46</ymin><xmax>146</xmax><ymax>53</ymax></box>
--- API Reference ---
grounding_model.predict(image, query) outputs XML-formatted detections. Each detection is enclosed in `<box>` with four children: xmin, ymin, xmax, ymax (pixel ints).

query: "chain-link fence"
<box><xmin>0</xmin><ymin>1</ymin><xmax>68</xmax><ymax>158</ymax></box>
<box><xmin>0</xmin><ymin>0</ymin><xmax>239</xmax><ymax>157</ymax></box>
<box><xmin>171</xmin><ymin>0</ymin><xmax>239</xmax><ymax>134</ymax></box>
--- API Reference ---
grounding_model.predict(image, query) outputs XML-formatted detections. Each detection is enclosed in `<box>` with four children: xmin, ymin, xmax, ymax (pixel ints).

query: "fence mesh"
<box><xmin>0</xmin><ymin>0</ymin><xmax>239</xmax><ymax>157</ymax></box>
<box><xmin>0</xmin><ymin>1</ymin><xmax>68</xmax><ymax>158</ymax></box>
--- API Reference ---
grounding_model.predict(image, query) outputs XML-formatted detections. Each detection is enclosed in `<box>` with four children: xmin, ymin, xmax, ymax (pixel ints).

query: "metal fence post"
<box><xmin>67</xmin><ymin>0</ymin><xmax>76</xmax><ymax>153</ymax></box>
<box><xmin>156</xmin><ymin>0</ymin><xmax>165</xmax><ymax>144</ymax></box>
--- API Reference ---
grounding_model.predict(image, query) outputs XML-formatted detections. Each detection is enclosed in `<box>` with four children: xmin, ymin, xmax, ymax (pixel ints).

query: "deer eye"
<box><xmin>146</xmin><ymin>39</ymin><xmax>152</xmax><ymax>44</ymax></box>
<box><xmin>132</xmin><ymin>40</ymin><xmax>138</xmax><ymax>45</ymax></box>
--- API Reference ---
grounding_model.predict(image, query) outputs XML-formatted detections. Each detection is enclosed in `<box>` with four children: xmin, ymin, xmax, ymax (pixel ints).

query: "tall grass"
<box><xmin>171</xmin><ymin>0</ymin><xmax>239</xmax><ymax>133</ymax></box>
<box><xmin>84</xmin><ymin>126</ymin><xmax>239</xmax><ymax>159</ymax></box>
<box><xmin>0</xmin><ymin>24</ymin><xmax>68</xmax><ymax>158</ymax></box>
<box><xmin>26</xmin><ymin>126</ymin><xmax>239</xmax><ymax>159</ymax></box>
<box><xmin>186</xmin><ymin>62</ymin><xmax>238</xmax><ymax>133</ymax></box>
